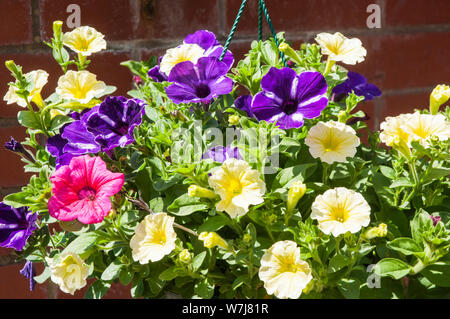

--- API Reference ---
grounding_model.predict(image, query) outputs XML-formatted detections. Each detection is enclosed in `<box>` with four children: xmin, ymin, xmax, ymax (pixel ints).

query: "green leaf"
<box><xmin>379</xmin><ymin>166</ymin><xmax>396</xmax><ymax>179</ymax></box>
<box><xmin>3</xmin><ymin>191</ymin><xmax>33</xmax><ymax>208</ymax></box>
<box><xmin>48</xmin><ymin>115</ymin><xmax>73</xmax><ymax>131</ymax></box>
<box><xmin>328</xmin><ymin>254</ymin><xmax>350</xmax><ymax>273</ymax></box>
<box><xmin>17</xmin><ymin>111</ymin><xmax>42</xmax><ymax>130</ymax></box>
<box><xmin>84</xmin><ymin>280</ymin><xmax>111</xmax><ymax>299</ymax></box>
<box><xmin>272</xmin><ymin>163</ymin><xmax>316</xmax><ymax>189</ymax></box>
<box><xmin>337</xmin><ymin>278</ymin><xmax>360</xmax><ymax>299</ymax></box>
<box><xmin>34</xmin><ymin>267</ymin><xmax>50</xmax><ymax>284</ymax></box>
<box><xmin>61</xmin><ymin>232</ymin><xmax>99</xmax><ymax>255</ymax></box>
<box><xmin>411</xmin><ymin>210</ymin><xmax>433</xmax><ymax>243</ymax></box>
<box><xmin>421</xmin><ymin>262</ymin><xmax>450</xmax><ymax>287</ymax></box>
<box><xmin>390</xmin><ymin>177</ymin><xmax>415</xmax><ymax>188</ymax></box>
<box><xmin>232</xmin><ymin>276</ymin><xmax>246</xmax><ymax>290</ymax></box>
<box><xmin>374</xmin><ymin>258</ymin><xmax>412</xmax><ymax>279</ymax></box>
<box><xmin>198</xmin><ymin>215</ymin><xmax>229</xmax><ymax>233</ymax></box>
<box><xmin>387</xmin><ymin>238</ymin><xmax>423</xmax><ymax>256</ymax></box>
<box><xmin>422</xmin><ymin>167</ymin><xmax>450</xmax><ymax>183</ymax></box>
<box><xmin>194</xmin><ymin>278</ymin><xmax>215</xmax><ymax>299</ymax></box>
<box><xmin>130</xmin><ymin>279</ymin><xmax>145</xmax><ymax>298</ymax></box>
<box><xmin>167</xmin><ymin>193</ymin><xmax>209</xmax><ymax>216</ymax></box>
<box><xmin>101</xmin><ymin>260</ymin><xmax>124</xmax><ymax>281</ymax></box>
<box><xmin>192</xmin><ymin>251</ymin><xmax>207</xmax><ymax>272</ymax></box>
<box><xmin>119</xmin><ymin>268</ymin><xmax>134</xmax><ymax>286</ymax></box>
<box><xmin>159</xmin><ymin>266</ymin><xmax>184</xmax><ymax>281</ymax></box>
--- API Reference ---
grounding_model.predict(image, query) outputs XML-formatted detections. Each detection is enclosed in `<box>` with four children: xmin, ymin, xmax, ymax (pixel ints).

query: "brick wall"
<box><xmin>0</xmin><ymin>0</ymin><xmax>449</xmax><ymax>298</ymax></box>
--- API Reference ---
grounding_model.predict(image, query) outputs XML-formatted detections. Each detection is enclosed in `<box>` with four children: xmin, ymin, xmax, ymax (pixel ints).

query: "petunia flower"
<box><xmin>315</xmin><ymin>32</ymin><xmax>367</xmax><ymax>65</ymax></box>
<box><xmin>62</xmin><ymin>26</ymin><xmax>107</xmax><ymax>56</ymax></box>
<box><xmin>165</xmin><ymin>57</ymin><xmax>233</xmax><ymax>104</ymax></box>
<box><xmin>305</xmin><ymin>121</ymin><xmax>360</xmax><ymax>164</ymax></box>
<box><xmin>259</xmin><ymin>240</ymin><xmax>313</xmax><ymax>299</ymax></box>
<box><xmin>130</xmin><ymin>212</ymin><xmax>177</xmax><ymax>264</ymax></box>
<box><xmin>430</xmin><ymin>84</ymin><xmax>450</xmax><ymax>114</ymax></box>
<box><xmin>332</xmin><ymin>72</ymin><xmax>381</xmax><ymax>101</ymax></box>
<box><xmin>251</xmin><ymin>67</ymin><xmax>328</xmax><ymax>129</ymax></box>
<box><xmin>208</xmin><ymin>158</ymin><xmax>266</xmax><ymax>218</ymax></box>
<box><xmin>311</xmin><ymin>187</ymin><xmax>371</xmax><ymax>237</ymax></box>
<box><xmin>234</xmin><ymin>95</ymin><xmax>254</xmax><ymax>117</ymax></box>
<box><xmin>83</xmin><ymin>96</ymin><xmax>146</xmax><ymax>152</ymax></box>
<box><xmin>48</xmin><ymin>155</ymin><xmax>124</xmax><ymax>224</ymax></box>
<box><xmin>56</xmin><ymin>70</ymin><xmax>107</xmax><ymax>104</ymax></box>
<box><xmin>5</xmin><ymin>137</ymin><xmax>25</xmax><ymax>153</ymax></box>
<box><xmin>46</xmin><ymin>252</ymin><xmax>89</xmax><ymax>295</ymax></box>
<box><xmin>202</xmin><ymin>145</ymin><xmax>242</xmax><ymax>163</ymax></box>
<box><xmin>0</xmin><ymin>203</ymin><xmax>37</xmax><ymax>251</ymax></box>
<box><xmin>160</xmin><ymin>43</ymin><xmax>205</xmax><ymax>76</ymax></box>
<box><xmin>19</xmin><ymin>260</ymin><xmax>36</xmax><ymax>291</ymax></box>
<box><xmin>4</xmin><ymin>70</ymin><xmax>48</xmax><ymax>108</ymax></box>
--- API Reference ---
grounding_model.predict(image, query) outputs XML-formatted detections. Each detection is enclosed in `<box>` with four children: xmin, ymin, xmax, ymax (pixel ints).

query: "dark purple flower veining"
<box><xmin>0</xmin><ymin>203</ymin><xmax>37</xmax><ymax>251</ymax></box>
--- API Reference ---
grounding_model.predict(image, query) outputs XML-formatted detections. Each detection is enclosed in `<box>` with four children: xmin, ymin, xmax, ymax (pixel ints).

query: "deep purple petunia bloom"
<box><xmin>148</xmin><ymin>57</ymin><xmax>168</xmax><ymax>83</ymax></box>
<box><xmin>234</xmin><ymin>95</ymin><xmax>254</xmax><ymax>118</ymax></box>
<box><xmin>166</xmin><ymin>57</ymin><xmax>233</xmax><ymax>104</ymax></box>
<box><xmin>47</xmin><ymin>133</ymin><xmax>76</xmax><ymax>168</ymax></box>
<box><xmin>184</xmin><ymin>30</ymin><xmax>234</xmax><ymax>71</ymax></box>
<box><xmin>332</xmin><ymin>72</ymin><xmax>381</xmax><ymax>101</ymax></box>
<box><xmin>0</xmin><ymin>203</ymin><xmax>37</xmax><ymax>251</ymax></box>
<box><xmin>5</xmin><ymin>137</ymin><xmax>25</xmax><ymax>153</ymax></box>
<box><xmin>203</xmin><ymin>145</ymin><xmax>242</xmax><ymax>163</ymax></box>
<box><xmin>84</xmin><ymin>96</ymin><xmax>146</xmax><ymax>152</ymax></box>
<box><xmin>20</xmin><ymin>260</ymin><xmax>36</xmax><ymax>291</ymax></box>
<box><xmin>251</xmin><ymin>68</ymin><xmax>328</xmax><ymax>130</ymax></box>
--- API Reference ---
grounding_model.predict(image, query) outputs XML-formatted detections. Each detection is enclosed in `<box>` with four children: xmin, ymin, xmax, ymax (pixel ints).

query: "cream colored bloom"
<box><xmin>62</xmin><ymin>26</ymin><xmax>106</xmax><ymax>56</ymax></box>
<box><xmin>160</xmin><ymin>43</ymin><xmax>205</xmax><ymax>75</ymax></box>
<box><xmin>208</xmin><ymin>158</ymin><xmax>266</xmax><ymax>219</ymax></box>
<box><xmin>315</xmin><ymin>32</ymin><xmax>366</xmax><ymax>65</ymax></box>
<box><xmin>305</xmin><ymin>121</ymin><xmax>360</xmax><ymax>164</ymax></box>
<box><xmin>46</xmin><ymin>252</ymin><xmax>89</xmax><ymax>295</ymax></box>
<box><xmin>379</xmin><ymin>113</ymin><xmax>413</xmax><ymax>147</ymax></box>
<box><xmin>56</xmin><ymin>70</ymin><xmax>107</xmax><ymax>104</ymax></box>
<box><xmin>430</xmin><ymin>84</ymin><xmax>450</xmax><ymax>114</ymax></box>
<box><xmin>130</xmin><ymin>212</ymin><xmax>177</xmax><ymax>264</ymax></box>
<box><xmin>4</xmin><ymin>70</ymin><xmax>48</xmax><ymax>107</ymax></box>
<box><xmin>402</xmin><ymin>112</ymin><xmax>450</xmax><ymax>147</ymax></box>
<box><xmin>311</xmin><ymin>187</ymin><xmax>371</xmax><ymax>237</ymax></box>
<box><xmin>287</xmin><ymin>181</ymin><xmax>307</xmax><ymax>213</ymax></box>
<box><xmin>259</xmin><ymin>240</ymin><xmax>312</xmax><ymax>299</ymax></box>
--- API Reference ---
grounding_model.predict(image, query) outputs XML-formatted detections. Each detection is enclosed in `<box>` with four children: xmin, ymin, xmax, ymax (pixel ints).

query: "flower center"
<box><xmin>195</xmin><ymin>84</ymin><xmax>211</xmax><ymax>99</ymax></box>
<box><xmin>78</xmin><ymin>186</ymin><xmax>97</xmax><ymax>201</ymax></box>
<box><xmin>331</xmin><ymin>206</ymin><xmax>348</xmax><ymax>223</ymax></box>
<box><xmin>228</xmin><ymin>179</ymin><xmax>242</xmax><ymax>196</ymax></box>
<box><xmin>281</xmin><ymin>99</ymin><xmax>298</xmax><ymax>115</ymax></box>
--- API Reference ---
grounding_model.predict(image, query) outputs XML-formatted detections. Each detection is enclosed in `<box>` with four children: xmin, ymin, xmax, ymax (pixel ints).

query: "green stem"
<box><xmin>322</xmin><ymin>163</ymin><xmax>329</xmax><ymax>185</ymax></box>
<box><xmin>323</xmin><ymin>57</ymin><xmax>336</xmax><ymax>76</ymax></box>
<box><xmin>265</xmin><ymin>224</ymin><xmax>275</xmax><ymax>242</ymax></box>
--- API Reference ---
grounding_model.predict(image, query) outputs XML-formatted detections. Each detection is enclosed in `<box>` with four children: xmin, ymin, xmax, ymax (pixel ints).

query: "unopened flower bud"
<box><xmin>287</xmin><ymin>181</ymin><xmax>307</xmax><ymax>213</ymax></box>
<box><xmin>430</xmin><ymin>84</ymin><xmax>450</xmax><ymax>115</ymax></box>
<box><xmin>390</xmin><ymin>136</ymin><xmax>412</xmax><ymax>161</ymax></box>
<box><xmin>338</xmin><ymin>111</ymin><xmax>348</xmax><ymax>123</ymax></box>
<box><xmin>430</xmin><ymin>215</ymin><xmax>441</xmax><ymax>227</ymax></box>
<box><xmin>228</xmin><ymin>115</ymin><xmax>240</xmax><ymax>126</ymax></box>
<box><xmin>178</xmin><ymin>249</ymin><xmax>192</xmax><ymax>263</ymax></box>
<box><xmin>278</xmin><ymin>42</ymin><xmax>302</xmax><ymax>65</ymax></box>
<box><xmin>243</xmin><ymin>233</ymin><xmax>252</xmax><ymax>243</ymax></box>
<box><xmin>198</xmin><ymin>232</ymin><xmax>228</xmax><ymax>249</ymax></box>
<box><xmin>53</xmin><ymin>20</ymin><xmax>63</xmax><ymax>39</ymax></box>
<box><xmin>363</xmin><ymin>223</ymin><xmax>388</xmax><ymax>240</ymax></box>
<box><xmin>188</xmin><ymin>185</ymin><xmax>217</xmax><ymax>199</ymax></box>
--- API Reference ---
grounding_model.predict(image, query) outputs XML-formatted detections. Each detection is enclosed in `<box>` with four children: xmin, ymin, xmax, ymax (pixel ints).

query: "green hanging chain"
<box><xmin>219</xmin><ymin>0</ymin><xmax>287</xmax><ymax>67</ymax></box>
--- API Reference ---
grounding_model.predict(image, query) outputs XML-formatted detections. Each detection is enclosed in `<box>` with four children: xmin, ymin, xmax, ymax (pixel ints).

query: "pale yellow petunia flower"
<box><xmin>208</xmin><ymin>158</ymin><xmax>266</xmax><ymax>219</ymax></box>
<box><xmin>305</xmin><ymin>121</ymin><xmax>360</xmax><ymax>164</ymax></box>
<box><xmin>160</xmin><ymin>43</ymin><xmax>205</xmax><ymax>76</ymax></box>
<box><xmin>56</xmin><ymin>70</ymin><xmax>107</xmax><ymax>104</ymax></box>
<box><xmin>46</xmin><ymin>252</ymin><xmax>89</xmax><ymax>295</ymax></box>
<box><xmin>259</xmin><ymin>240</ymin><xmax>313</xmax><ymax>299</ymax></box>
<box><xmin>311</xmin><ymin>187</ymin><xmax>371</xmax><ymax>237</ymax></box>
<box><xmin>63</xmin><ymin>26</ymin><xmax>107</xmax><ymax>56</ymax></box>
<box><xmin>315</xmin><ymin>32</ymin><xmax>367</xmax><ymax>65</ymax></box>
<box><xmin>130</xmin><ymin>213</ymin><xmax>177</xmax><ymax>264</ymax></box>
<box><xmin>3</xmin><ymin>69</ymin><xmax>48</xmax><ymax>107</ymax></box>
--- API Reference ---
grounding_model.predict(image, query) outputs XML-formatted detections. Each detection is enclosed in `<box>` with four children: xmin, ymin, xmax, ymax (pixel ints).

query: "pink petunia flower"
<box><xmin>48</xmin><ymin>155</ymin><xmax>124</xmax><ymax>224</ymax></box>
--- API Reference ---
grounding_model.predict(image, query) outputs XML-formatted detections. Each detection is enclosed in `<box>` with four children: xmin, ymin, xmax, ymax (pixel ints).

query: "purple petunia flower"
<box><xmin>166</xmin><ymin>57</ymin><xmax>233</xmax><ymax>105</ymax></box>
<box><xmin>203</xmin><ymin>145</ymin><xmax>242</xmax><ymax>163</ymax></box>
<box><xmin>84</xmin><ymin>96</ymin><xmax>146</xmax><ymax>152</ymax></box>
<box><xmin>47</xmin><ymin>132</ymin><xmax>76</xmax><ymax>168</ymax></box>
<box><xmin>20</xmin><ymin>260</ymin><xmax>36</xmax><ymax>291</ymax></box>
<box><xmin>148</xmin><ymin>57</ymin><xmax>168</xmax><ymax>83</ymax></box>
<box><xmin>234</xmin><ymin>95</ymin><xmax>254</xmax><ymax>118</ymax></box>
<box><xmin>184</xmin><ymin>30</ymin><xmax>234</xmax><ymax>71</ymax></box>
<box><xmin>0</xmin><ymin>203</ymin><xmax>37</xmax><ymax>251</ymax></box>
<box><xmin>5</xmin><ymin>137</ymin><xmax>25</xmax><ymax>153</ymax></box>
<box><xmin>251</xmin><ymin>67</ymin><xmax>328</xmax><ymax>130</ymax></box>
<box><xmin>332</xmin><ymin>72</ymin><xmax>381</xmax><ymax>101</ymax></box>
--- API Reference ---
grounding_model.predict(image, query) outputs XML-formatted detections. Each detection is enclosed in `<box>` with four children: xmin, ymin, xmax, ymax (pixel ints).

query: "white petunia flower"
<box><xmin>46</xmin><ymin>252</ymin><xmax>89</xmax><ymax>295</ymax></box>
<box><xmin>63</xmin><ymin>26</ymin><xmax>107</xmax><ymax>56</ymax></box>
<box><xmin>315</xmin><ymin>32</ymin><xmax>366</xmax><ymax>65</ymax></box>
<box><xmin>160</xmin><ymin>43</ymin><xmax>205</xmax><ymax>76</ymax></box>
<box><xmin>4</xmin><ymin>70</ymin><xmax>49</xmax><ymax>107</ymax></box>
<box><xmin>56</xmin><ymin>70</ymin><xmax>107</xmax><ymax>104</ymax></box>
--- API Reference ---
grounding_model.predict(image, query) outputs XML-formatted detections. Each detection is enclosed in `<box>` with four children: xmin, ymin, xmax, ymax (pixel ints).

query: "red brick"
<box><xmin>225</xmin><ymin>0</ymin><xmax>381</xmax><ymax>37</ymax></box>
<box><xmin>39</xmin><ymin>0</ymin><xmax>136</xmax><ymax>41</ymax></box>
<box><xmin>136</xmin><ymin>0</ymin><xmax>219</xmax><ymax>40</ymax></box>
<box><xmin>0</xmin><ymin>262</ymin><xmax>48</xmax><ymax>298</ymax></box>
<box><xmin>381</xmin><ymin>91</ymin><xmax>430</xmax><ymax>120</ymax></box>
<box><xmin>0</xmin><ymin>126</ymin><xmax>33</xmax><ymax>187</ymax></box>
<box><xmin>352</xmin><ymin>32</ymin><xmax>450</xmax><ymax>91</ymax></box>
<box><xmin>386</xmin><ymin>0</ymin><xmax>450</xmax><ymax>26</ymax></box>
<box><xmin>0</xmin><ymin>0</ymin><xmax>33</xmax><ymax>45</ymax></box>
